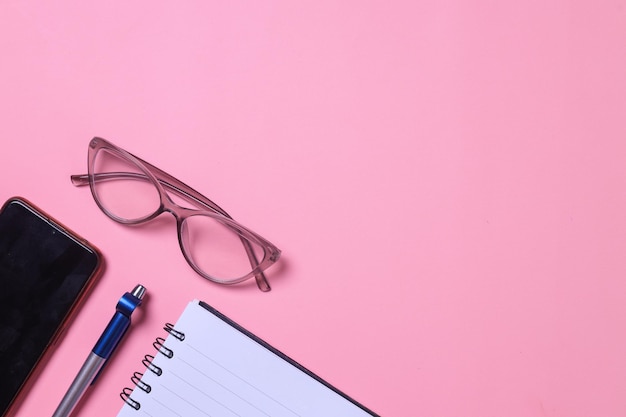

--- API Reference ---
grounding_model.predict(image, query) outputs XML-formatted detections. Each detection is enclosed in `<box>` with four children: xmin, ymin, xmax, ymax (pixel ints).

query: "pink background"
<box><xmin>1</xmin><ymin>1</ymin><xmax>625</xmax><ymax>416</ymax></box>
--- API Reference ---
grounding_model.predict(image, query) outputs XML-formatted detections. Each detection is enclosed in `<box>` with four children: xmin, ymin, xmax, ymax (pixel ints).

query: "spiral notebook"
<box><xmin>116</xmin><ymin>300</ymin><xmax>379</xmax><ymax>417</ymax></box>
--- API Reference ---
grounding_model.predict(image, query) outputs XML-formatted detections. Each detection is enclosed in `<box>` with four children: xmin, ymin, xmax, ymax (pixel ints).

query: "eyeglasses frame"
<box><xmin>71</xmin><ymin>137</ymin><xmax>281</xmax><ymax>292</ymax></box>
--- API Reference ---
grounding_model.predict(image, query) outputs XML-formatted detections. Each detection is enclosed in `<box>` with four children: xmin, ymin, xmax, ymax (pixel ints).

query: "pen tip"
<box><xmin>131</xmin><ymin>284</ymin><xmax>147</xmax><ymax>300</ymax></box>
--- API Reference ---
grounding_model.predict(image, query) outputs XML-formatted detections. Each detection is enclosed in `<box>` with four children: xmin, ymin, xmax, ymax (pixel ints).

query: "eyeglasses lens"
<box><xmin>92</xmin><ymin>149</ymin><xmax>161</xmax><ymax>222</ymax></box>
<box><xmin>181</xmin><ymin>215</ymin><xmax>266</xmax><ymax>281</ymax></box>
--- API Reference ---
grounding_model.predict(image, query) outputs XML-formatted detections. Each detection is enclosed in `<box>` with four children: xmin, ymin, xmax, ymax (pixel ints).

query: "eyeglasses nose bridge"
<box><xmin>161</xmin><ymin>196</ymin><xmax>202</xmax><ymax>225</ymax></box>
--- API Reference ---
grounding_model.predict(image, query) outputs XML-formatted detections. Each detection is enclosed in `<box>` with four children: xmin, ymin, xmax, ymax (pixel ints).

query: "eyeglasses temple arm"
<box><xmin>72</xmin><ymin>172</ymin><xmax>234</xmax><ymax>219</ymax></box>
<box><xmin>71</xmin><ymin>172</ymin><xmax>271</xmax><ymax>292</ymax></box>
<box><xmin>73</xmin><ymin>170</ymin><xmax>228</xmax><ymax>218</ymax></box>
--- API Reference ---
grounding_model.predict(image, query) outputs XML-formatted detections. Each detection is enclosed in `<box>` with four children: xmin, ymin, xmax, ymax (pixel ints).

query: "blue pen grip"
<box><xmin>93</xmin><ymin>292</ymin><xmax>143</xmax><ymax>358</ymax></box>
<box><xmin>93</xmin><ymin>312</ymin><xmax>130</xmax><ymax>358</ymax></box>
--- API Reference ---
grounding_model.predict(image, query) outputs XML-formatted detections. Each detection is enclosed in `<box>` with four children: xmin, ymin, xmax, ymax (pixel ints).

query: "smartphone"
<box><xmin>0</xmin><ymin>197</ymin><xmax>103</xmax><ymax>417</ymax></box>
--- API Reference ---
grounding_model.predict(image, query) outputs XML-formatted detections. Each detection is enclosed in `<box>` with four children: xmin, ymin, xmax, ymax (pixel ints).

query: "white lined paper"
<box><xmin>117</xmin><ymin>300</ymin><xmax>376</xmax><ymax>417</ymax></box>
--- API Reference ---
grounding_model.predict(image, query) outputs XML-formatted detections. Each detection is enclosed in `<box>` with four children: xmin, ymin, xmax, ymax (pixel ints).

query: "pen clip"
<box><xmin>117</xmin><ymin>287</ymin><xmax>145</xmax><ymax>317</ymax></box>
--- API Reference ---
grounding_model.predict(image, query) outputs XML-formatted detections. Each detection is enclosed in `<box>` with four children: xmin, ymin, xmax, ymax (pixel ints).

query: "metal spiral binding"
<box><xmin>142</xmin><ymin>354</ymin><xmax>163</xmax><ymax>376</ymax></box>
<box><xmin>153</xmin><ymin>337</ymin><xmax>174</xmax><ymax>358</ymax></box>
<box><xmin>131</xmin><ymin>372</ymin><xmax>151</xmax><ymax>393</ymax></box>
<box><xmin>120</xmin><ymin>387</ymin><xmax>140</xmax><ymax>411</ymax></box>
<box><xmin>165</xmin><ymin>323</ymin><xmax>185</xmax><ymax>341</ymax></box>
<box><xmin>119</xmin><ymin>323</ymin><xmax>185</xmax><ymax>411</ymax></box>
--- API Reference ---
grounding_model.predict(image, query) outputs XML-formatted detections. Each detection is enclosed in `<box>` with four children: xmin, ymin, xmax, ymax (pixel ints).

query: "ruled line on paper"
<box><xmin>175</xmin><ymin>357</ymin><xmax>272</xmax><ymax>417</ymax></box>
<box><xmin>169</xmin><ymin>370</ymin><xmax>243</xmax><ymax>417</ymax></box>
<box><xmin>151</xmin><ymin>395</ymin><xmax>184</xmax><ymax>417</ymax></box>
<box><xmin>160</xmin><ymin>384</ymin><xmax>216</xmax><ymax>417</ymax></box>
<box><xmin>185</xmin><ymin>344</ymin><xmax>302</xmax><ymax>417</ymax></box>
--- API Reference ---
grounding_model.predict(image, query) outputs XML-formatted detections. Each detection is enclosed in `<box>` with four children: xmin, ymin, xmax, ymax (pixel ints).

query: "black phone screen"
<box><xmin>0</xmin><ymin>198</ymin><xmax>101</xmax><ymax>414</ymax></box>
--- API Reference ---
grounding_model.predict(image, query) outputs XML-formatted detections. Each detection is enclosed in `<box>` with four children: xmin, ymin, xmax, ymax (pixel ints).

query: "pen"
<box><xmin>52</xmin><ymin>284</ymin><xmax>146</xmax><ymax>417</ymax></box>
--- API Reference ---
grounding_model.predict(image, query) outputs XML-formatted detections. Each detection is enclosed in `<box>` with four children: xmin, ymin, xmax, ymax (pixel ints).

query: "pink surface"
<box><xmin>1</xmin><ymin>1</ymin><xmax>625</xmax><ymax>416</ymax></box>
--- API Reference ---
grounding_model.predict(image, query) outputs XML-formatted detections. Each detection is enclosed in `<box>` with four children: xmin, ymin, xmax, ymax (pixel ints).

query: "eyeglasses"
<box><xmin>71</xmin><ymin>137</ymin><xmax>281</xmax><ymax>292</ymax></box>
